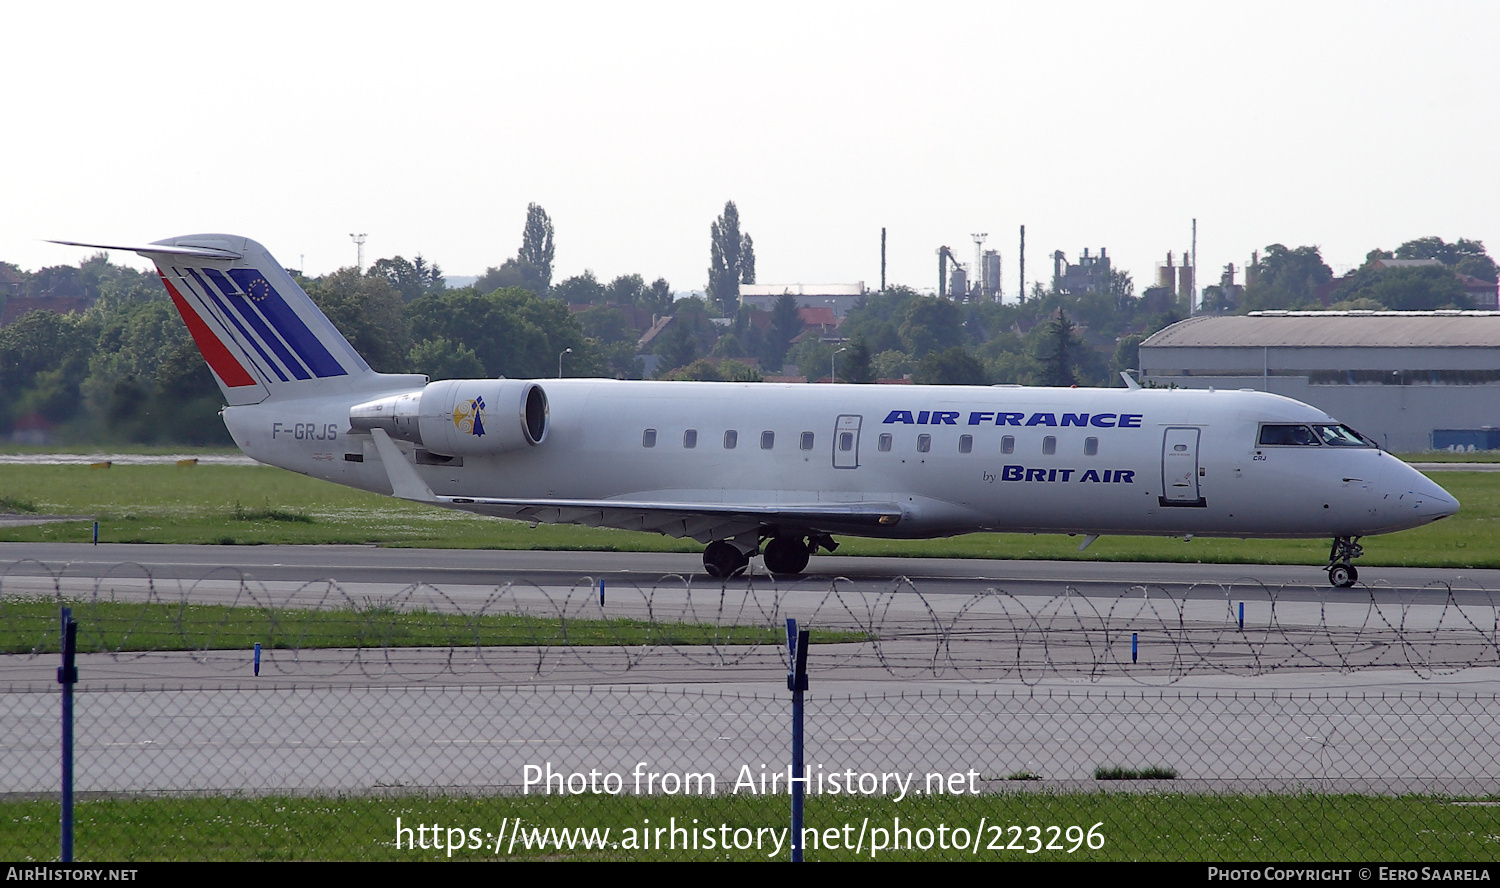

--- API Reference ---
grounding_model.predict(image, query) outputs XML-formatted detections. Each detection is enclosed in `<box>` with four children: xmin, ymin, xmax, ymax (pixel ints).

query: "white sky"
<box><xmin>5</xmin><ymin>1</ymin><xmax>1498</xmax><ymax>300</ymax></box>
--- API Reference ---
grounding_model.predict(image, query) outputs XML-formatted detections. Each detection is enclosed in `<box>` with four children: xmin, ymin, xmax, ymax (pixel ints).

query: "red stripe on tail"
<box><xmin>158</xmin><ymin>270</ymin><xmax>257</xmax><ymax>388</ymax></box>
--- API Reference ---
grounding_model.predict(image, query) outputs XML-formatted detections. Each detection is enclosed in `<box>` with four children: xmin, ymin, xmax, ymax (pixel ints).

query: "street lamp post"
<box><xmin>558</xmin><ymin>347</ymin><xmax>572</xmax><ymax>378</ymax></box>
<box><xmin>831</xmin><ymin>347</ymin><xmax>847</xmax><ymax>384</ymax></box>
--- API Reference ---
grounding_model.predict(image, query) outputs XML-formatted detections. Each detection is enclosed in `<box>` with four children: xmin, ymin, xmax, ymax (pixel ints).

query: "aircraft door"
<box><xmin>1160</xmin><ymin>426</ymin><xmax>1206</xmax><ymax>507</ymax></box>
<box><xmin>833</xmin><ymin>415</ymin><xmax>862</xmax><ymax>469</ymax></box>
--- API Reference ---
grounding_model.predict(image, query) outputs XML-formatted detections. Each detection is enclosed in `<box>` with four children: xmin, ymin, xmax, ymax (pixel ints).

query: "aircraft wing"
<box><xmin>434</xmin><ymin>494</ymin><xmax>903</xmax><ymax>542</ymax></box>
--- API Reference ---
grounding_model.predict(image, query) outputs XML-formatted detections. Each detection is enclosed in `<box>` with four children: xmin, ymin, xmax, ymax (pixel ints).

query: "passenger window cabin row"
<box><xmin>641</xmin><ymin>429</ymin><xmax>1103</xmax><ymax>455</ymax></box>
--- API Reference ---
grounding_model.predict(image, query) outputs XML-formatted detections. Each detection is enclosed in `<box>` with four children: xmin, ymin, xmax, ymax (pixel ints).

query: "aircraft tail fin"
<box><xmin>51</xmin><ymin>235</ymin><xmax>420</xmax><ymax>405</ymax></box>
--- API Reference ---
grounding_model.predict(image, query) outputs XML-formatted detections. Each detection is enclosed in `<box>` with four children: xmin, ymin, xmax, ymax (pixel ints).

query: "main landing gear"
<box><xmin>1326</xmin><ymin>536</ymin><xmax>1364</xmax><ymax>588</ymax></box>
<box><xmin>762</xmin><ymin>536</ymin><xmax>811</xmax><ymax>576</ymax></box>
<box><xmin>700</xmin><ymin>532</ymin><xmax>839</xmax><ymax>579</ymax></box>
<box><xmin>702</xmin><ymin>540</ymin><xmax>750</xmax><ymax>579</ymax></box>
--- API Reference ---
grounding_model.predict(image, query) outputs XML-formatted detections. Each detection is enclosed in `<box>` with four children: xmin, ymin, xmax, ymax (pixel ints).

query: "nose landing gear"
<box><xmin>1327</xmin><ymin>536</ymin><xmax>1364</xmax><ymax>588</ymax></box>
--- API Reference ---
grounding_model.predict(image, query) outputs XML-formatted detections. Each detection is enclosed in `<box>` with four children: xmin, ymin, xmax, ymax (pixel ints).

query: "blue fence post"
<box><xmin>58</xmin><ymin>606</ymin><xmax>78</xmax><ymax>862</ymax></box>
<box><xmin>1132</xmin><ymin>632</ymin><xmax>1138</xmax><ymax>664</ymax></box>
<box><xmin>786</xmin><ymin>618</ymin><xmax>810</xmax><ymax>862</ymax></box>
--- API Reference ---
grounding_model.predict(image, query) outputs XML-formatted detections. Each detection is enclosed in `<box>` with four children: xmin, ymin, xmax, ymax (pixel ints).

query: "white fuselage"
<box><xmin>224</xmin><ymin>379</ymin><xmax>1458</xmax><ymax>542</ymax></box>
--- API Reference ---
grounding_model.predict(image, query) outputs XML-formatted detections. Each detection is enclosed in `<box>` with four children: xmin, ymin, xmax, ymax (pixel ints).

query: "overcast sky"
<box><xmin>5</xmin><ymin>1</ymin><xmax>1498</xmax><ymax>301</ymax></box>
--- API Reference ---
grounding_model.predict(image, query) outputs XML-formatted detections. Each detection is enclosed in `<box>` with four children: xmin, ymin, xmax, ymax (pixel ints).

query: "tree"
<box><xmin>871</xmin><ymin>349</ymin><xmax>912</xmax><ymax>381</ymax></box>
<box><xmin>1328</xmin><ymin>265</ymin><xmax>1469</xmax><ymax>311</ymax></box>
<box><xmin>306</xmin><ymin>268</ymin><xmax>410</xmax><ymax>372</ymax></box>
<box><xmin>761</xmin><ymin>294</ymin><xmax>801</xmax><ymax>371</ymax></box>
<box><xmin>641</xmin><ymin>278</ymin><xmax>674</xmax><ymax>315</ymax></box>
<box><xmin>1111</xmin><ymin>334</ymin><xmax>1144</xmax><ymax>381</ymax></box>
<box><xmin>842</xmin><ymin>337</ymin><xmax>873</xmax><ymax>384</ymax></box>
<box><xmin>662</xmin><ymin>358</ymin><xmax>762</xmax><ymax>382</ymax></box>
<box><xmin>740</xmin><ymin>234</ymin><xmax>756</xmax><ymax>285</ymax></box>
<box><xmin>1109</xmin><ymin>269</ymin><xmax>1134</xmax><ymax>305</ymax></box>
<box><xmin>552</xmin><ymin>271</ymin><xmax>607</xmax><ymax>305</ymax></box>
<box><xmin>405</xmin><ymin>286</ymin><xmax>598</xmax><ymax>379</ymax></box>
<box><xmin>1240</xmin><ymin>244</ymin><xmax>1333</xmax><ymax>311</ymax></box>
<box><xmin>369</xmin><ymin>255</ymin><xmax>444</xmax><ymax>302</ymax></box>
<box><xmin>475</xmin><ymin>258</ymin><xmax>545</xmax><ymax>295</ymax></box>
<box><xmin>649</xmin><ymin>298</ymin><xmax>718</xmax><ymax>375</ymax></box>
<box><xmin>578</xmin><ymin>305</ymin><xmax>637</xmax><ymax>345</ymax></box>
<box><xmin>839</xmin><ymin>285</ymin><xmax>915</xmax><ymax>355</ymax></box>
<box><xmin>788</xmin><ymin>338</ymin><xmax>835</xmax><ymax>382</ymax></box>
<box><xmin>1394</xmin><ymin>236</ymin><xmax>1497</xmax><ymax>283</ymax></box>
<box><xmin>898</xmin><ymin>296</ymin><xmax>964</xmax><ymax>358</ymax></box>
<box><xmin>605</xmin><ymin>274</ymin><xmax>645</xmax><ymax>306</ymax></box>
<box><xmin>708</xmin><ymin>201</ymin><xmax>754</xmax><ymax>314</ymax></box>
<box><xmin>1034</xmin><ymin>310</ymin><xmax>1080</xmax><ymax>387</ymax></box>
<box><xmin>520</xmin><ymin>203</ymin><xmax>555</xmax><ymax>290</ymax></box>
<box><xmin>916</xmin><ymin>346</ymin><xmax>988</xmax><ymax>386</ymax></box>
<box><xmin>407</xmin><ymin>337</ymin><xmax>485</xmax><ymax>380</ymax></box>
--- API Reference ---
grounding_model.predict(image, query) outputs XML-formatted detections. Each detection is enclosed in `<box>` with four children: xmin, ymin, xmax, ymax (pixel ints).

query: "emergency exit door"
<box><xmin>1160</xmin><ymin>426</ymin><xmax>1206</xmax><ymax>507</ymax></box>
<box><xmin>833</xmin><ymin>415</ymin><xmax>862</xmax><ymax>469</ymax></box>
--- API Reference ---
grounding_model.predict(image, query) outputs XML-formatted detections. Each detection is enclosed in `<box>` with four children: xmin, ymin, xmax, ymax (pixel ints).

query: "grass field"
<box><xmin>2</xmin><ymin>792</ymin><xmax>1494</xmax><ymax>861</ymax></box>
<box><xmin>0</xmin><ymin>463</ymin><xmax>1494</xmax><ymax>568</ymax></box>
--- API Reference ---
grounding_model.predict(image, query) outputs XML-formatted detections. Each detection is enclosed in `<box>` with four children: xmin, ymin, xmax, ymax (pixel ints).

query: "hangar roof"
<box><xmin>1141</xmin><ymin>313</ymin><xmax>1500</xmax><ymax>349</ymax></box>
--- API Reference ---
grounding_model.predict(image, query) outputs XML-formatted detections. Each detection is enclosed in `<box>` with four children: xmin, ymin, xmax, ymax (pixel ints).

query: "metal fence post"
<box><xmin>786</xmin><ymin>619</ymin><xmax>810</xmax><ymax>862</ymax></box>
<box><xmin>58</xmin><ymin>606</ymin><xmax>78</xmax><ymax>862</ymax></box>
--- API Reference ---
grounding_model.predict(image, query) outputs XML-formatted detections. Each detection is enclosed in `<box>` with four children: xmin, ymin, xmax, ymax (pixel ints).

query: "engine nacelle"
<box><xmin>350</xmin><ymin>379</ymin><xmax>548</xmax><ymax>456</ymax></box>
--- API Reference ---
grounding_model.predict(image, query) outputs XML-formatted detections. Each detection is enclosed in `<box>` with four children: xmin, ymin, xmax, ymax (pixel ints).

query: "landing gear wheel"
<box><xmin>702</xmin><ymin>541</ymin><xmax>748</xmax><ymax>579</ymax></box>
<box><xmin>1326</xmin><ymin>536</ymin><xmax>1364</xmax><ymax>589</ymax></box>
<box><xmin>762</xmin><ymin>536</ymin><xmax>811</xmax><ymax>576</ymax></box>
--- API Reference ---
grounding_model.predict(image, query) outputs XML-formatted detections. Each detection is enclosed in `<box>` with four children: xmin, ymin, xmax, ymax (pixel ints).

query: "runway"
<box><xmin>3</xmin><ymin>543</ymin><xmax>1498</xmax><ymax>797</ymax></box>
<box><xmin>4</xmin><ymin>541</ymin><xmax>1499</xmax><ymax>600</ymax></box>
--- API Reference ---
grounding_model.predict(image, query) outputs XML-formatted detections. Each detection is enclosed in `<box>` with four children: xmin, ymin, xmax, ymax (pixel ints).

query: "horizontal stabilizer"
<box><xmin>46</xmin><ymin>239</ymin><xmax>244</xmax><ymax>260</ymax></box>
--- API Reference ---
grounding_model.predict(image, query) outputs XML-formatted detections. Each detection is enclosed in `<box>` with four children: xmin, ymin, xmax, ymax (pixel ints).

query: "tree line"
<box><xmin>1202</xmin><ymin>236</ymin><xmax>1497</xmax><ymax>313</ymax></box>
<box><xmin>1</xmin><ymin>208</ymin><xmax>1492</xmax><ymax>445</ymax></box>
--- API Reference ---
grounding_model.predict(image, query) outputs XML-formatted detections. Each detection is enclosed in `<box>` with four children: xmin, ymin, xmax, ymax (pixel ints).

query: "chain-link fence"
<box><xmin>3</xmin><ymin>565</ymin><xmax>1499</xmax><ymax>861</ymax></box>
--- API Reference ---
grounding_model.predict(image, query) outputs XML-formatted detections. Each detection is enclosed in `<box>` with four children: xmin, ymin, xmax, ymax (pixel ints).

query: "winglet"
<box><xmin>369</xmin><ymin>428</ymin><xmax>437</xmax><ymax>502</ymax></box>
<box><xmin>1120</xmin><ymin>371</ymin><xmax>1141</xmax><ymax>390</ymax></box>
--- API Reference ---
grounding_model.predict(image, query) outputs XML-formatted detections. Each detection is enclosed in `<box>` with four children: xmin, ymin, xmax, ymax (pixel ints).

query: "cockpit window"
<box><xmin>1258</xmin><ymin>424</ymin><xmax>1320</xmax><ymax>446</ymax></box>
<box><xmin>1259</xmin><ymin>423</ymin><xmax>1376</xmax><ymax>448</ymax></box>
<box><xmin>1312</xmin><ymin>424</ymin><xmax>1375</xmax><ymax>447</ymax></box>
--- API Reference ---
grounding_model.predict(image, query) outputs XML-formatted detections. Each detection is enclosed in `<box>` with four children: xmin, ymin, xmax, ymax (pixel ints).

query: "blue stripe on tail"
<box><xmin>227</xmin><ymin>268</ymin><xmax>348</xmax><ymax>378</ymax></box>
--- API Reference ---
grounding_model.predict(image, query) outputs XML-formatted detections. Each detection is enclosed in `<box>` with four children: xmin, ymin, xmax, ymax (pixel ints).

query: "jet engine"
<box><xmin>349</xmin><ymin>379</ymin><xmax>548</xmax><ymax>456</ymax></box>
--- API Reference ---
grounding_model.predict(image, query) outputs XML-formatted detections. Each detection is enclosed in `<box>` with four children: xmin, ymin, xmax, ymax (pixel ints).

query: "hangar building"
<box><xmin>1138</xmin><ymin>311</ymin><xmax>1500</xmax><ymax>452</ymax></box>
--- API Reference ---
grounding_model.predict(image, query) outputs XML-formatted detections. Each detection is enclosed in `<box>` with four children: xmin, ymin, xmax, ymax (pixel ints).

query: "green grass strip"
<box><xmin>0</xmin><ymin>599</ymin><xmax>867</xmax><ymax>654</ymax></box>
<box><xmin>1</xmin><ymin>792</ymin><xmax>1495</xmax><ymax>861</ymax></box>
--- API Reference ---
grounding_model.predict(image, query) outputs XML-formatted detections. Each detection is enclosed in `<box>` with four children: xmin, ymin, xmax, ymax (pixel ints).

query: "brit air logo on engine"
<box><xmin>882</xmin><ymin>410</ymin><xmax>1144</xmax><ymax>428</ymax></box>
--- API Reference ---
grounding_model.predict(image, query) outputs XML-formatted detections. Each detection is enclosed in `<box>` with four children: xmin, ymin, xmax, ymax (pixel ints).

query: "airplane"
<box><xmin>53</xmin><ymin>234</ymin><xmax>1460</xmax><ymax>588</ymax></box>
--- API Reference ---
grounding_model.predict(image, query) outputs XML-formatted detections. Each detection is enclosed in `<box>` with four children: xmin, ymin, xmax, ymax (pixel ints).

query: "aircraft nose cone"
<box><xmin>1387</xmin><ymin>461</ymin><xmax>1460</xmax><ymax>523</ymax></box>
